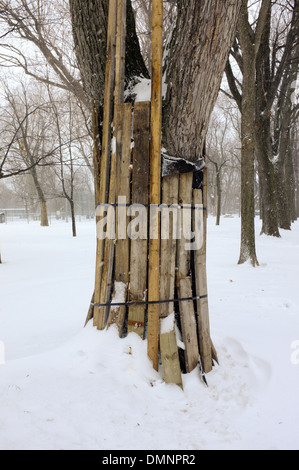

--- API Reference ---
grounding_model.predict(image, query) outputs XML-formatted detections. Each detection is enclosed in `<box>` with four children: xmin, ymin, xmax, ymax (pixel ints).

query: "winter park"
<box><xmin>0</xmin><ymin>0</ymin><xmax>299</xmax><ymax>453</ymax></box>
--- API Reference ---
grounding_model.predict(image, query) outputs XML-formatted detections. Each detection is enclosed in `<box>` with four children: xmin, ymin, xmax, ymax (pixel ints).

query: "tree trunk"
<box><xmin>163</xmin><ymin>0</ymin><xmax>242</xmax><ymax>162</ymax></box>
<box><xmin>216</xmin><ymin>169</ymin><xmax>221</xmax><ymax>226</ymax></box>
<box><xmin>237</xmin><ymin>0</ymin><xmax>262</xmax><ymax>266</ymax></box>
<box><xmin>255</xmin><ymin>5</ymin><xmax>280</xmax><ymax>237</ymax></box>
<box><xmin>40</xmin><ymin>200</ymin><xmax>49</xmax><ymax>227</ymax></box>
<box><xmin>69</xmin><ymin>199</ymin><xmax>77</xmax><ymax>237</ymax></box>
<box><xmin>30</xmin><ymin>166</ymin><xmax>49</xmax><ymax>227</ymax></box>
<box><xmin>255</xmin><ymin>115</ymin><xmax>280</xmax><ymax>237</ymax></box>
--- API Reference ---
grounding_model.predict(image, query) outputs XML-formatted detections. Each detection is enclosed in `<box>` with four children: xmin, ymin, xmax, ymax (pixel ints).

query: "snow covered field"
<box><xmin>0</xmin><ymin>217</ymin><xmax>299</xmax><ymax>450</ymax></box>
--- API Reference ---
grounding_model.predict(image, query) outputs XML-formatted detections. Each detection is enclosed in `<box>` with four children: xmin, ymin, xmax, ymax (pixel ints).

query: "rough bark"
<box><xmin>163</xmin><ymin>0</ymin><xmax>242</xmax><ymax>163</ymax></box>
<box><xmin>274</xmin><ymin>41</ymin><xmax>299</xmax><ymax>230</ymax></box>
<box><xmin>255</xmin><ymin>4</ymin><xmax>280</xmax><ymax>237</ymax></box>
<box><xmin>69</xmin><ymin>0</ymin><xmax>148</xmax><ymax>107</ymax></box>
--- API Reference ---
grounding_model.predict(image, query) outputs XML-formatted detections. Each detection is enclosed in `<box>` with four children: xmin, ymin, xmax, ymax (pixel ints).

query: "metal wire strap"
<box><xmin>91</xmin><ymin>295</ymin><xmax>208</xmax><ymax>308</ymax></box>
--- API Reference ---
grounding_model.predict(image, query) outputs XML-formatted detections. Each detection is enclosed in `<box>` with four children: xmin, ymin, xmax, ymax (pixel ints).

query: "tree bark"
<box><xmin>69</xmin><ymin>0</ymin><xmax>148</xmax><ymax>108</ymax></box>
<box><xmin>163</xmin><ymin>0</ymin><xmax>242</xmax><ymax>162</ymax></box>
<box><xmin>216</xmin><ymin>168</ymin><xmax>222</xmax><ymax>226</ymax></box>
<box><xmin>30</xmin><ymin>165</ymin><xmax>49</xmax><ymax>227</ymax></box>
<box><xmin>255</xmin><ymin>4</ymin><xmax>280</xmax><ymax>237</ymax></box>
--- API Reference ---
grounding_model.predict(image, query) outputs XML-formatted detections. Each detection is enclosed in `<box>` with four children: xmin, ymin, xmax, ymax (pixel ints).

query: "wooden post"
<box><xmin>160</xmin><ymin>175</ymin><xmax>179</xmax><ymax>319</ymax></box>
<box><xmin>93</xmin><ymin>0</ymin><xmax>117</xmax><ymax>329</ymax></box>
<box><xmin>107</xmin><ymin>103</ymin><xmax>132</xmax><ymax>334</ymax></box>
<box><xmin>147</xmin><ymin>0</ymin><xmax>163</xmax><ymax>371</ymax></box>
<box><xmin>101</xmin><ymin>0</ymin><xmax>127</xmax><ymax>335</ymax></box>
<box><xmin>177</xmin><ymin>173</ymin><xmax>200</xmax><ymax>373</ymax></box>
<box><xmin>159</xmin><ymin>174</ymin><xmax>183</xmax><ymax>388</ymax></box>
<box><xmin>194</xmin><ymin>168</ymin><xmax>213</xmax><ymax>373</ymax></box>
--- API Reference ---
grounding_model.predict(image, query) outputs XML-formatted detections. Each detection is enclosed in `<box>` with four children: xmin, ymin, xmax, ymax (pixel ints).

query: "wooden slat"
<box><xmin>147</xmin><ymin>0</ymin><xmax>163</xmax><ymax>372</ymax></box>
<box><xmin>159</xmin><ymin>174</ymin><xmax>182</xmax><ymax>387</ymax></box>
<box><xmin>160</xmin><ymin>175</ymin><xmax>179</xmax><ymax>318</ymax></box>
<box><xmin>178</xmin><ymin>278</ymin><xmax>199</xmax><ymax>373</ymax></box>
<box><xmin>128</xmin><ymin>102</ymin><xmax>150</xmax><ymax>339</ymax></box>
<box><xmin>193</xmin><ymin>168</ymin><xmax>213</xmax><ymax>373</ymax></box>
<box><xmin>160</xmin><ymin>314</ymin><xmax>183</xmax><ymax>389</ymax></box>
<box><xmin>94</xmin><ymin>0</ymin><xmax>117</xmax><ymax>329</ymax></box>
<box><xmin>107</xmin><ymin>103</ymin><xmax>132</xmax><ymax>334</ymax></box>
<box><xmin>177</xmin><ymin>172</ymin><xmax>200</xmax><ymax>373</ymax></box>
<box><xmin>96</xmin><ymin>0</ymin><xmax>127</xmax><ymax>331</ymax></box>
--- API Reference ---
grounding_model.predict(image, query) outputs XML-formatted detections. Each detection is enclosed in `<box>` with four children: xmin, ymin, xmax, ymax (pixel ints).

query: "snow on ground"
<box><xmin>0</xmin><ymin>217</ymin><xmax>299</xmax><ymax>450</ymax></box>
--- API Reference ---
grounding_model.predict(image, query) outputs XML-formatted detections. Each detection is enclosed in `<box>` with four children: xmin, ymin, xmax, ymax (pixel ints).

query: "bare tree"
<box><xmin>225</xmin><ymin>0</ymin><xmax>299</xmax><ymax>264</ymax></box>
<box><xmin>0</xmin><ymin>82</ymin><xmax>56</xmax><ymax>225</ymax></box>
<box><xmin>0</xmin><ymin>0</ymin><xmax>87</xmax><ymax>105</ymax></box>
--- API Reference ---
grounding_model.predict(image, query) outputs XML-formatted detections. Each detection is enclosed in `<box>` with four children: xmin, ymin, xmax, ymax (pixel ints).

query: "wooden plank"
<box><xmin>159</xmin><ymin>175</ymin><xmax>182</xmax><ymax>387</ymax></box>
<box><xmin>178</xmin><ymin>278</ymin><xmax>200</xmax><ymax>373</ymax></box>
<box><xmin>193</xmin><ymin>168</ymin><xmax>213</xmax><ymax>373</ymax></box>
<box><xmin>93</xmin><ymin>0</ymin><xmax>117</xmax><ymax>329</ymax></box>
<box><xmin>128</xmin><ymin>102</ymin><xmax>151</xmax><ymax>338</ymax></box>
<box><xmin>147</xmin><ymin>0</ymin><xmax>163</xmax><ymax>372</ymax></box>
<box><xmin>160</xmin><ymin>175</ymin><xmax>179</xmax><ymax>318</ymax></box>
<box><xmin>160</xmin><ymin>314</ymin><xmax>183</xmax><ymax>389</ymax></box>
<box><xmin>96</xmin><ymin>0</ymin><xmax>127</xmax><ymax>331</ymax></box>
<box><xmin>107</xmin><ymin>103</ymin><xmax>132</xmax><ymax>334</ymax></box>
<box><xmin>176</xmin><ymin>172</ymin><xmax>200</xmax><ymax>373</ymax></box>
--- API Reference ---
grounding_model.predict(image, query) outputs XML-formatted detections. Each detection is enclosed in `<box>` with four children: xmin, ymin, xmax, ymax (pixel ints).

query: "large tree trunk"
<box><xmin>163</xmin><ymin>0</ymin><xmax>241</xmax><ymax>162</ymax></box>
<box><xmin>237</xmin><ymin>1</ymin><xmax>261</xmax><ymax>266</ymax></box>
<box><xmin>255</xmin><ymin>115</ymin><xmax>280</xmax><ymax>237</ymax></box>
<box><xmin>255</xmin><ymin>5</ymin><xmax>280</xmax><ymax>237</ymax></box>
<box><xmin>216</xmin><ymin>167</ymin><xmax>222</xmax><ymax>227</ymax></box>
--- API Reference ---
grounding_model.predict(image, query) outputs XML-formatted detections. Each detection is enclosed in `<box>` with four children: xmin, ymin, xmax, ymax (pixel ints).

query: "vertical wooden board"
<box><xmin>107</xmin><ymin>103</ymin><xmax>132</xmax><ymax>334</ymax></box>
<box><xmin>94</xmin><ymin>0</ymin><xmax>117</xmax><ymax>329</ymax></box>
<box><xmin>177</xmin><ymin>173</ymin><xmax>193</xmax><ymax>281</ymax></box>
<box><xmin>96</xmin><ymin>0</ymin><xmax>127</xmax><ymax>332</ymax></box>
<box><xmin>148</xmin><ymin>0</ymin><xmax>163</xmax><ymax>371</ymax></box>
<box><xmin>159</xmin><ymin>174</ymin><xmax>182</xmax><ymax>386</ymax></box>
<box><xmin>178</xmin><ymin>278</ymin><xmax>200</xmax><ymax>373</ymax></box>
<box><xmin>97</xmin><ymin>150</ymin><xmax>117</xmax><ymax>330</ymax></box>
<box><xmin>193</xmin><ymin>172</ymin><xmax>213</xmax><ymax>373</ymax></box>
<box><xmin>160</xmin><ymin>175</ymin><xmax>179</xmax><ymax>318</ymax></box>
<box><xmin>128</xmin><ymin>102</ymin><xmax>150</xmax><ymax>338</ymax></box>
<box><xmin>176</xmin><ymin>172</ymin><xmax>200</xmax><ymax>373</ymax></box>
<box><xmin>160</xmin><ymin>314</ymin><xmax>183</xmax><ymax>389</ymax></box>
<box><xmin>114</xmin><ymin>0</ymin><xmax>126</xmax><ymax>106</ymax></box>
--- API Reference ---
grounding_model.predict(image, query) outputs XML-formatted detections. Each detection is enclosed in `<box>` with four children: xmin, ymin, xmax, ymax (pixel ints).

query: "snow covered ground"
<box><xmin>0</xmin><ymin>216</ymin><xmax>299</xmax><ymax>450</ymax></box>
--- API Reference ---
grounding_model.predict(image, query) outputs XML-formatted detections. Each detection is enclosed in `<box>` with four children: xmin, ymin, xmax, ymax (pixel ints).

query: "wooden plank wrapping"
<box><xmin>107</xmin><ymin>103</ymin><xmax>132</xmax><ymax>334</ymax></box>
<box><xmin>93</xmin><ymin>0</ymin><xmax>117</xmax><ymax>329</ymax></box>
<box><xmin>176</xmin><ymin>173</ymin><xmax>200</xmax><ymax>373</ymax></box>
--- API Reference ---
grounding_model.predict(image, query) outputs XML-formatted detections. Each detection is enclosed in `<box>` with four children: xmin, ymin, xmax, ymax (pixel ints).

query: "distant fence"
<box><xmin>0</xmin><ymin>208</ymin><xmax>95</xmax><ymax>224</ymax></box>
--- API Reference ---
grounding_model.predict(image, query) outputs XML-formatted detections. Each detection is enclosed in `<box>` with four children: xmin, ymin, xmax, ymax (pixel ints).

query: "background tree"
<box><xmin>225</xmin><ymin>0</ymin><xmax>299</xmax><ymax>264</ymax></box>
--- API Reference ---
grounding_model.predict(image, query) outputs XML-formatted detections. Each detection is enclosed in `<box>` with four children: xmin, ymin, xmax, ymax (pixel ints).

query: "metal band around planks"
<box><xmin>91</xmin><ymin>295</ymin><xmax>208</xmax><ymax>308</ymax></box>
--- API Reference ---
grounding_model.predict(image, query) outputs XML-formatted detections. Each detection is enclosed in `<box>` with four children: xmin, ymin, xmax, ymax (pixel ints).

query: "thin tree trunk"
<box><xmin>255</xmin><ymin>116</ymin><xmax>280</xmax><ymax>237</ymax></box>
<box><xmin>216</xmin><ymin>169</ymin><xmax>221</xmax><ymax>226</ymax></box>
<box><xmin>70</xmin><ymin>199</ymin><xmax>77</xmax><ymax>237</ymax></box>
